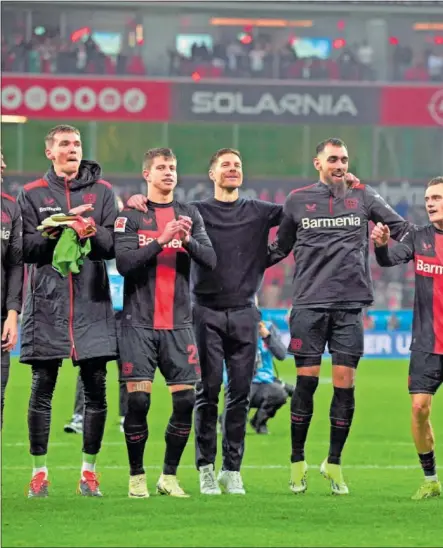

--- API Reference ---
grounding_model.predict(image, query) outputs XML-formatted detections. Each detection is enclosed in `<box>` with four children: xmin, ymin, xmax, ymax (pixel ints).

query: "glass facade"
<box><xmin>3</xmin><ymin>120</ymin><xmax>442</xmax><ymax>179</ymax></box>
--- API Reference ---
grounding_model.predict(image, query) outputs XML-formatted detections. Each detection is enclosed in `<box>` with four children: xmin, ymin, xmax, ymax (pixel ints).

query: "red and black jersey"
<box><xmin>375</xmin><ymin>224</ymin><xmax>443</xmax><ymax>355</ymax></box>
<box><xmin>1</xmin><ymin>192</ymin><xmax>23</xmax><ymax>320</ymax></box>
<box><xmin>114</xmin><ymin>200</ymin><xmax>216</xmax><ymax>330</ymax></box>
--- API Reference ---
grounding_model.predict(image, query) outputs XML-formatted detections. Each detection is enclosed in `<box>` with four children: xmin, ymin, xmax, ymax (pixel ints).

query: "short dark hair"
<box><xmin>142</xmin><ymin>148</ymin><xmax>176</xmax><ymax>171</ymax></box>
<box><xmin>315</xmin><ymin>138</ymin><xmax>347</xmax><ymax>156</ymax></box>
<box><xmin>45</xmin><ymin>125</ymin><xmax>81</xmax><ymax>147</ymax></box>
<box><xmin>427</xmin><ymin>176</ymin><xmax>443</xmax><ymax>187</ymax></box>
<box><xmin>209</xmin><ymin>148</ymin><xmax>242</xmax><ymax>170</ymax></box>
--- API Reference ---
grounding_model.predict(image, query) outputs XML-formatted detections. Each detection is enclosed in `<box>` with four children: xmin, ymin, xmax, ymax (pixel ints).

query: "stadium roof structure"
<box><xmin>5</xmin><ymin>0</ymin><xmax>443</xmax><ymax>14</ymax></box>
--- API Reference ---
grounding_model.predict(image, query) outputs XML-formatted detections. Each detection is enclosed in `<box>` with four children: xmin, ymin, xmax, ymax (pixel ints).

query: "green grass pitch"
<box><xmin>2</xmin><ymin>357</ymin><xmax>442</xmax><ymax>547</ymax></box>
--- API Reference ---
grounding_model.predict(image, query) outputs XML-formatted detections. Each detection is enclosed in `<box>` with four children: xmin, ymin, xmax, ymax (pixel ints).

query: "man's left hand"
<box><xmin>178</xmin><ymin>215</ymin><xmax>192</xmax><ymax>243</ymax></box>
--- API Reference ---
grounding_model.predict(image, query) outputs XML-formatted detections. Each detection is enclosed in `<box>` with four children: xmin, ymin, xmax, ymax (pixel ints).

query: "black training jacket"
<box><xmin>17</xmin><ymin>160</ymin><xmax>118</xmax><ymax>363</ymax></box>
<box><xmin>1</xmin><ymin>191</ymin><xmax>23</xmax><ymax>321</ymax></box>
<box><xmin>267</xmin><ymin>181</ymin><xmax>411</xmax><ymax>308</ymax></box>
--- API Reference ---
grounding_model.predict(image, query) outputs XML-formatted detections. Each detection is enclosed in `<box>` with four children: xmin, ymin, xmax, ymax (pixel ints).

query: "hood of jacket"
<box><xmin>45</xmin><ymin>160</ymin><xmax>102</xmax><ymax>191</ymax></box>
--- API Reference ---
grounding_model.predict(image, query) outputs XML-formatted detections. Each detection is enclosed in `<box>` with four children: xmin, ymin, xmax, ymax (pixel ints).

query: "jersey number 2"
<box><xmin>187</xmin><ymin>344</ymin><xmax>198</xmax><ymax>364</ymax></box>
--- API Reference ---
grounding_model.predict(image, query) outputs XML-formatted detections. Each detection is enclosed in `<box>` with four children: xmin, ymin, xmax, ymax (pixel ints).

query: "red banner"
<box><xmin>1</xmin><ymin>75</ymin><xmax>171</xmax><ymax>121</ymax></box>
<box><xmin>380</xmin><ymin>86</ymin><xmax>443</xmax><ymax>127</ymax></box>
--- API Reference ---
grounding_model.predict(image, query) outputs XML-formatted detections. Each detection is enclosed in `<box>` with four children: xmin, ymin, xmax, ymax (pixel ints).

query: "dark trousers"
<box><xmin>193</xmin><ymin>303</ymin><xmax>260</xmax><ymax>472</ymax></box>
<box><xmin>249</xmin><ymin>381</ymin><xmax>288</xmax><ymax>426</ymax></box>
<box><xmin>73</xmin><ymin>359</ymin><xmax>127</xmax><ymax>417</ymax></box>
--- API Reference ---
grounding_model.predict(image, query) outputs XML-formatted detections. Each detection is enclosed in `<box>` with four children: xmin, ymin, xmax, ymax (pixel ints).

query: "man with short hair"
<box><xmin>115</xmin><ymin>147</ymin><xmax>216</xmax><ymax>498</ymax></box>
<box><xmin>127</xmin><ymin>147</ymin><xmax>361</xmax><ymax>495</ymax></box>
<box><xmin>1</xmin><ymin>151</ymin><xmax>23</xmax><ymax>428</ymax></box>
<box><xmin>371</xmin><ymin>176</ymin><xmax>443</xmax><ymax>500</ymax></box>
<box><xmin>127</xmin><ymin>148</ymin><xmax>282</xmax><ymax>495</ymax></box>
<box><xmin>268</xmin><ymin>137</ymin><xmax>411</xmax><ymax>495</ymax></box>
<box><xmin>17</xmin><ymin>124</ymin><xmax>118</xmax><ymax>497</ymax></box>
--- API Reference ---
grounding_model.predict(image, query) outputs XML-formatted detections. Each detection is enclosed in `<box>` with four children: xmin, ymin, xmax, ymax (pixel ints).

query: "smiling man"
<box><xmin>371</xmin><ymin>176</ymin><xmax>443</xmax><ymax>500</ymax></box>
<box><xmin>268</xmin><ymin>137</ymin><xmax>411</xmax><ymax>496</ymax></box>
<box><xmin>17</xmin><ymin>124</ymin><xmax>119</xmax><ymax>498</ymax></box>
<box><xmin>114</xmin><ymin>148</ymin><xmax>216</xmax><ymax>499</ymax></box>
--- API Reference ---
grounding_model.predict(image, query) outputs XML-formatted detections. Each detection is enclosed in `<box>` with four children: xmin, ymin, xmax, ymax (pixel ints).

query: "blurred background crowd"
<box><xmin>2</xmin><ymin>2</ymin><xmax>443</xmax><ymax>81</ymax></box>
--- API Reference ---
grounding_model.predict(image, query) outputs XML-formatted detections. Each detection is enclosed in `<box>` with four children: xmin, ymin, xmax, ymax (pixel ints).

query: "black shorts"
<box><xmin>118</xmin><ymin>325</ymin><xmax>200</xmax><ymax>386</ymax></box>
<box><xmin>288</xmin><ymin>308</ymin><xmax>363</xmax><ymax>367</ymax></box>
<box><xmin>409</xmin><ymin>351</ymin><xmax>443</xmax><ymax>395</ymax></box>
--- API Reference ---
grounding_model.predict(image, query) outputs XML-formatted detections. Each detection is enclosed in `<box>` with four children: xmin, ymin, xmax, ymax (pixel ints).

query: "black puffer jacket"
<box><xmin>17</xmin><ymin>161</ymin><xmax>118</xmax><ymax>363</ymax></box>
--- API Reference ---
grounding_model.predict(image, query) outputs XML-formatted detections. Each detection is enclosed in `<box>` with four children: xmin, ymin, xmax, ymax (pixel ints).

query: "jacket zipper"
<box><xmin>64</xmin><ymin>179</ymin><xmax>78</xmax><ymax>360</ymax></box>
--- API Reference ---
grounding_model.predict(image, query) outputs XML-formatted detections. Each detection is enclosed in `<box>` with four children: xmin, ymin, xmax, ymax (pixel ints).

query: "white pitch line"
<box><xmin>3</xmin><ymin>440</ymin><xmax>416</xmax><ymax>448</ymax></box>
<box><xmin>1</xmin><ymin>464</ymin><xmax>420</xmax><ymax>471</ymax></box>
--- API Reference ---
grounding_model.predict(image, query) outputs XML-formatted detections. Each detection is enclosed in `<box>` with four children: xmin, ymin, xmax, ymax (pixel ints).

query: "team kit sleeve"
<box><xmin>5</xmin><ymin>204</ymin><xmax>24</xmax><ymax>314</ymax></box>
<box><xmin>266</xmin><ymin>195</ymin><xmax>298</xmax><ymax>267</ymax></box>
<box><xmin>183</xmin><ymin>207</ymin><xmax>217</xmax><ymax>270</ymax></box>
<box><xmin>365</xmin><ymin>185</ymin><xmax>411</xmax><ymax>241</ymax></box>
<box><xmin>374</xmin><ymin>230</ymin><xmax>415</xmax><ymax>267</ymax></box>
<box><xmin>88</xmin><ymin>187</ymin><xmax>119</xmax><ymax>260</ymax></box>
<box><xmin>114</xmin><ymin>212</ymin><xmax>163</xmax><ymax>277</ymax></box>
<box><xmin>16</xmin><ymin>189</ymin><xmax>57</xmax><ymax>264</ymax></box>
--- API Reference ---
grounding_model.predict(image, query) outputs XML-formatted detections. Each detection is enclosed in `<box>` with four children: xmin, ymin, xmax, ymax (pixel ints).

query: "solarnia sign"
<box><xmin>173</xmin><ymin>82</ymin><xmax>380</xmax><ymax>124</ymax></box>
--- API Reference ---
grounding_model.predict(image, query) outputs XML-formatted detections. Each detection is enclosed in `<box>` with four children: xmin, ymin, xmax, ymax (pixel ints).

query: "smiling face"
<box><xmin>209</xmin><ymin>152</ymin><xmax>243</xmax><ymax>190</ymax></box>
<box><xmin>45</xmin><ymin>130</ymin><xmax>82</xmax><ymax>177</ymax></box>
<box><xmin>143</xmin><ymin>155</ymin><xmax>177</xmax><ymax>195</ymax></box>
<box><xmin>313</xmin><ymin>143</ymin><xmax>349</xmax><ymax>186</ymax></box>
<box><xmin>425</xmin><ymin>181</ymin><xmax>443</xmax><ymax>227</ymax></box>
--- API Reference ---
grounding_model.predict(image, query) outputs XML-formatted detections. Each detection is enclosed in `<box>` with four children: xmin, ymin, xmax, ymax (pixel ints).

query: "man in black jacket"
<box><xmin>268</xmin><ymin>137</ymin><xmax>411</xmax><ymax>496</ymax></box>
<box><xmin>115</xmin><ymin>148</ymin><xmax>216</xmax><ymax>499</ymax></box>
<box><xmin>1</xmin><ymin>151</ymin><xmax>23</xmax><ymax>428</ymax></box>
<box><xmin>17</xmin><ymin>125</ymin><xmax>118</xmax><ymax>498</ymax></box>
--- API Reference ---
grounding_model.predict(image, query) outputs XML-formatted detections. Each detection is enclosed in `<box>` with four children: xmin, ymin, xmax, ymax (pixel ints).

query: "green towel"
<box><xmin>52</xmin><ymin>228</ymin><xmax>92</xmax><ymax>277</ymax></box>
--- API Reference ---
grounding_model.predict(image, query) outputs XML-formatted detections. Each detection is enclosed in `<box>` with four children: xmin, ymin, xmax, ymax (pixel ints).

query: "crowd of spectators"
<box><xmin>2</xmin><ymin>28</ymin><xmax>442</xmax><ymax>81</ymax></box>
<box><xmin>169</xmin><ymin>36</ymin><xmax>443</xmax><ymax>82</ymax></box>
<box><xmin>1</xmin><ymin>33</ymin><xmax>146</xmax><ymax>75</ymax></box>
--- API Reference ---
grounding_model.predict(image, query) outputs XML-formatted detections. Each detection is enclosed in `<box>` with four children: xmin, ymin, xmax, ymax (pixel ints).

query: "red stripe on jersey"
<box><xmin>24</xmin><ymin>178</ymin><xmax>48</xmax><ymax>191</ymax></box>
<box><xmin>289</xmin><ymin>183</ymin><xmax>316</xmax><ymax>196</ymax></box>
<box><xmin>97</xmin><ymin>179</ymin><xmax>112</xmax><ymax>189</ymax></box>
<box><xmin>434</xmin><ymin>235</ymin><xmax>443</xmax><ymax>353</ymax></box>
<box><xmin>1</xmin><ymin>191</ymin><xmax>16</xmax><ymax>202</ymax></box>
<box><xmin>154</xmin><ymin>207</ymin><xmax>177</xmax><ymax>330</ymax></box>
<box><xmin>415</xmin><ymin>248</ymin><xmax>443</xmax><ymax>353</ymax></box>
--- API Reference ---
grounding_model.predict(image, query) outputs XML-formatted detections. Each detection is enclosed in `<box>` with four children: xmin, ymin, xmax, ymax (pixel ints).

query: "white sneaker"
<box><xmin>156</xmin><ymin>474</ymin><xmax>190</xmax><ymax>498</ymax></box>
<box><xmin>64</xmin><ymin>414</ymin><xmax>83</xmax><ymax>434</ymax></box>
<box><xmin>199</xmin><ymin>464</ymin><xmax>221</xmax><ymax>495</ymax></box>
<box><xmin>128</xmin><ymin>473</ymin><xmax>149</xmax><ymax>498</ymax></box>
<box><xmin>217</xmin><ymin>470</ymin><xmax>246</xmax><ymax>495</ymax></box>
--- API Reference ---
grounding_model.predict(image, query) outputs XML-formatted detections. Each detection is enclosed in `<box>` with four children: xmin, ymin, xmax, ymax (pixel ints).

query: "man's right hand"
<box><xmin>127</xmin><ymin>194</ymin><xmax>148</xmax><ymax>213</ymax></box>
<box><xmin>371</xmin><ymin>222</ymin><xmax>390</xmax><ymax>247</ymax></box>
<box><xmin>157</xmin><ymin>220</ymin><xmax>180</xmax><ymax>246</ymax></box>
<box><xmin>69</xmin><ymin>203</ymin><xmax>94</xmax><ymax>216</ymax></box>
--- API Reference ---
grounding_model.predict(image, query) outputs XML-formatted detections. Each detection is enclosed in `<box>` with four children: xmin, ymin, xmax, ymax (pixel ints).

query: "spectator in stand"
<box><xmin>363</xmin><ymin>310</ymin><xmax>375</xmax><ymax>330</ymax></box>
<box><xmin>427</xmin><ymin>50</ymin><xmax>443</xmax><ymax>82</ymax></box>
<box><xmin>387</xmin><ymin>313</ymin><xmax>401</xmax><ymax>331</ymax></box>
<box><xmin>357</xmin><ymin>41</ymin><xmax>374</xmax><ymax>80</ymax></box>
<box><xmin>338</xmin><ymin>49</ymin><xmax>359</xmax><ymax>80</ymax></box>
